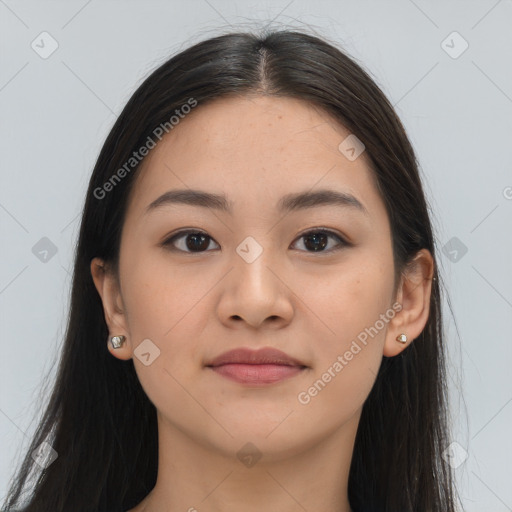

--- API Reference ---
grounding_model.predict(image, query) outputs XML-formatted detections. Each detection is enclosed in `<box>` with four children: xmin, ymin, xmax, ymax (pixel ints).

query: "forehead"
<box><xmin>124</xmin><ymin>95</ymin><xmax>385</xmax><ymax>223</ymax></box>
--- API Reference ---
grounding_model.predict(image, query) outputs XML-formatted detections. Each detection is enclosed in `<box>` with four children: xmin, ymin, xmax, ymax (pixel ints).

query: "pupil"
<box><xmin>186</xmin><ymin>233</ymin><xmax>209</xmax><ymax>251</ymax></box>
<box><xmin>305</xmin><ymin>233</ymin><xmax>327</xmax><ymax>252</ymax></box>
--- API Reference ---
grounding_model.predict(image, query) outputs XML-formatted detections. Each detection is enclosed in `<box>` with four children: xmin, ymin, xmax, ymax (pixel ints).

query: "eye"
<box><xmin>290</xmin><ymin>228</ymin><xmax>348</xmax><ymax>253</ymax></box>
<box><xmin>162</xmin><ymin>230</ymin><xmax>219</xmax><ymax>253</ymax></box>
<box><xmin>161</xmin><ymin>228</ymin><xmax>349</xmax><ymax>254</ymax></box>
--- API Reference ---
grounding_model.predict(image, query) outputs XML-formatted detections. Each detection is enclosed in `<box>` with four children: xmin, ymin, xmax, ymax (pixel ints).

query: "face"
<box><xmin>94</xmin><ymin>95</ymin><xmax>404</xmax><ymax>460</ymax></box>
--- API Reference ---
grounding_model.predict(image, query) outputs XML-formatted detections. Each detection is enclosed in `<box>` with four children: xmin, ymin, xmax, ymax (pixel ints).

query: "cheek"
<box><xmin>296</xmin><ymin>271</ymin><xmax>391</xmax><ymax>423</ymax></box>
<box><xmin>306</xmin><ymin>257</ymin><xmax>393</xmax><ymax>341</ymax></box>
<box><xmin>121</xmin><ymin>255</ymin><xmax>210</xmax><ymax>339</ymax></box>
<box><xmin>121</xmin><ymin>262</ymin><xmax>209</xmax><ymax>410</ymax></box>
<box><xmin>301</xmin><ymin>256</ymin><xmax>393</xmax><ymax>402</ymax></box>
<box><xmin>119</xmin><ymin>260</ymin><xmax>213</xmax><ymax>404</ymax></box>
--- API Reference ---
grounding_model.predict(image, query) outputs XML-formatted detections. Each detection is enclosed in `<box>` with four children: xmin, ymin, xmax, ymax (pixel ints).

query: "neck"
<box><xmin>131</xmin><ymin>409</ymin><xmax>360</xmax><ymax>512</ymax></box>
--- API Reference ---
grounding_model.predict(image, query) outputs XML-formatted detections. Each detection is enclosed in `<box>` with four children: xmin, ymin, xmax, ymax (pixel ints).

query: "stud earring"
<box><xmin>396</xmin><ymin>333</ymin><xmax>407</xmax><ymax>344</ymax></box>
<box><xmin>110</xmin><ymin>335</ymin><xmax>126</xmax><ymax>349</ymax></box>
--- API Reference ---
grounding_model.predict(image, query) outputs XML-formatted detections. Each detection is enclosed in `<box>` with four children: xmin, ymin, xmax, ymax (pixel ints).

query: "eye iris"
<box><xmin>186</xmin><ymin>233</ymin><xmax>209</xmax><ymax>251</ymax></box>
<box><xmin>304</xmin><ymin>232</ymin><xmax>328</xmax><ymax>252</ymax></box>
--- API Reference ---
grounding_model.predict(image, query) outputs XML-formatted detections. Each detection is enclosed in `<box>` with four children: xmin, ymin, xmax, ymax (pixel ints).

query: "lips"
<box><xmin>205</xmin><ymin>347</ymin><xmax>307</xmax><ymax>368</ymax></box>
<box><xmin>205</xmin><ymin>347</ymin><xmax>308</xmax><ymax>385</ymax></box>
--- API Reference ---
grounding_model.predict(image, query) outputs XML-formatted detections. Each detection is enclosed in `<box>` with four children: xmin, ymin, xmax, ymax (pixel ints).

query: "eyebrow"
<box><xmin>144</xmin><ymin>188</ymin><xmax>368</xmax><ymax>216</ymax></box>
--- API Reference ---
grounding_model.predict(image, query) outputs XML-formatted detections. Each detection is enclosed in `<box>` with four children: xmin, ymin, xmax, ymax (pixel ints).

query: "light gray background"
<box><xmin>1</xmin><ymin>1</ymin><xmax>511</xmax><ymax>510</ymax></box>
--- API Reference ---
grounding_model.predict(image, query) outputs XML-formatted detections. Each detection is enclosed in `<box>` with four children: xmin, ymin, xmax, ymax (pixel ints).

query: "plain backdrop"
<box><xmin>1</xmin><ymin>1</ymin><xmax>511</xmax><ymax>510</ymax></box>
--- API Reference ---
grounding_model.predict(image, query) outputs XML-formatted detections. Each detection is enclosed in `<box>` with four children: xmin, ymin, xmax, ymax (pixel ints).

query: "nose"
<box><xmin>216</xmin><ymin>243</ymin><xmax>294</xmax><ymax>330</ymax></box>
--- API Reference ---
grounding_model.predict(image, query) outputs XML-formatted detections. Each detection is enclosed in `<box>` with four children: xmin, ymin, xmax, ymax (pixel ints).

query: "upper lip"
<box><xmin>206</xmin><ymin>347</ymin><xmax>307</xmax><ymax>368</ymax></box>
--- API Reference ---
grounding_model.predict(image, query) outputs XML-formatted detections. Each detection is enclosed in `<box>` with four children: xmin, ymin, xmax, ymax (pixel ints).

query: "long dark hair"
<box><xmin>2</xmin><ymin>27</ymin><xmax>461</xmax><ymax>512</ymax></box>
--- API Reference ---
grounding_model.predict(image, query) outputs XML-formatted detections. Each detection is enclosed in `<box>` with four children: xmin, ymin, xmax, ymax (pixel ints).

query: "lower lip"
<box><xmin>208</xmin><ymin>363</ymin><xmax>305</xmax><ymax>385</ymax></box>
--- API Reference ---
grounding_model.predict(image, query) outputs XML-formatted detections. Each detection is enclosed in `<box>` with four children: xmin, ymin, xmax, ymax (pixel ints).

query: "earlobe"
<box><xmin>90</xmin><ymin>257</ymin><xmax>131</xmax><ymax>360</ymax></box>
<box><xmin>383</xmin><ymin>249</ymin><xmax>435</xmax><ymax>357</ymax></box>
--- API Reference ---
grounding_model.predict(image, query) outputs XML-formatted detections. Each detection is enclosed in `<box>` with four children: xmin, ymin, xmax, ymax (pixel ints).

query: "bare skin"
<box><xmin>91</xmin><ymin>95</ymin><xmax>434</xmax><ymax>512</ymax></box>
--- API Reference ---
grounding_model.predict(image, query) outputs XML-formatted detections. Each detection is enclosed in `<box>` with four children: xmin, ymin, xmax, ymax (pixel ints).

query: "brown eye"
<box><xmin>162</xmin><ymin>231</ymin><xmax>219</xmax><ymax>253</ymax></box>
<box><xmin>162</xmin><ymin>228</ymin><xmax>348</xmax><ymax>254</ymax></box>
<box><xmin>291</xmin><ymin>229</ymin><xmax>348</xmax><ymax>253</ymax></box>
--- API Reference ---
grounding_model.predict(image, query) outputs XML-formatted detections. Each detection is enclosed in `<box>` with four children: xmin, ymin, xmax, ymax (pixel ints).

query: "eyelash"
<box><xmin>161</xmin><ymin>228</ymin><xmax>350</xmax><ymax>254</ymax></box>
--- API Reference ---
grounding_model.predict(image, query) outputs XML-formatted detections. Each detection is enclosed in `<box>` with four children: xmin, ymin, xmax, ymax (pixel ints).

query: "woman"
<box><xmin>2</xmin><ymin>28</ymin><xmax>461</xmax><ymax>512</ymax></box>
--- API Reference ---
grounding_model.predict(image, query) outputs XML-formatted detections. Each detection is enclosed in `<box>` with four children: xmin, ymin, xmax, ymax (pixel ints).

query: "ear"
<box><xmin>90</xmin><ymin>257</ymin><xmax>132</xmax><ymax>360</ymax></box>
<box><xmin>383</xmin><ymin>248</ymin><xmax>435</xmax><ymax>357</ymax></box>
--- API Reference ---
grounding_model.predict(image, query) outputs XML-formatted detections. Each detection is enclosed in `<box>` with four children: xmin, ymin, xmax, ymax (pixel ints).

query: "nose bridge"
<box><xmin>234</xmin><ymin>234</ymin><xmax>276</xmax><ymax>298</ymax></box>
<box><xmin>219</xmin><ymin>233</ymin><xmax>293</xmax><ymax>327</ymax></box>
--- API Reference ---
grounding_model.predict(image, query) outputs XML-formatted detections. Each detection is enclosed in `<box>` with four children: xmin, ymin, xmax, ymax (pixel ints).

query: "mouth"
<box><xmin>205</xmin><ymin>347</ymin><xmax>308</xmax><ymax>385</ymax></box>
